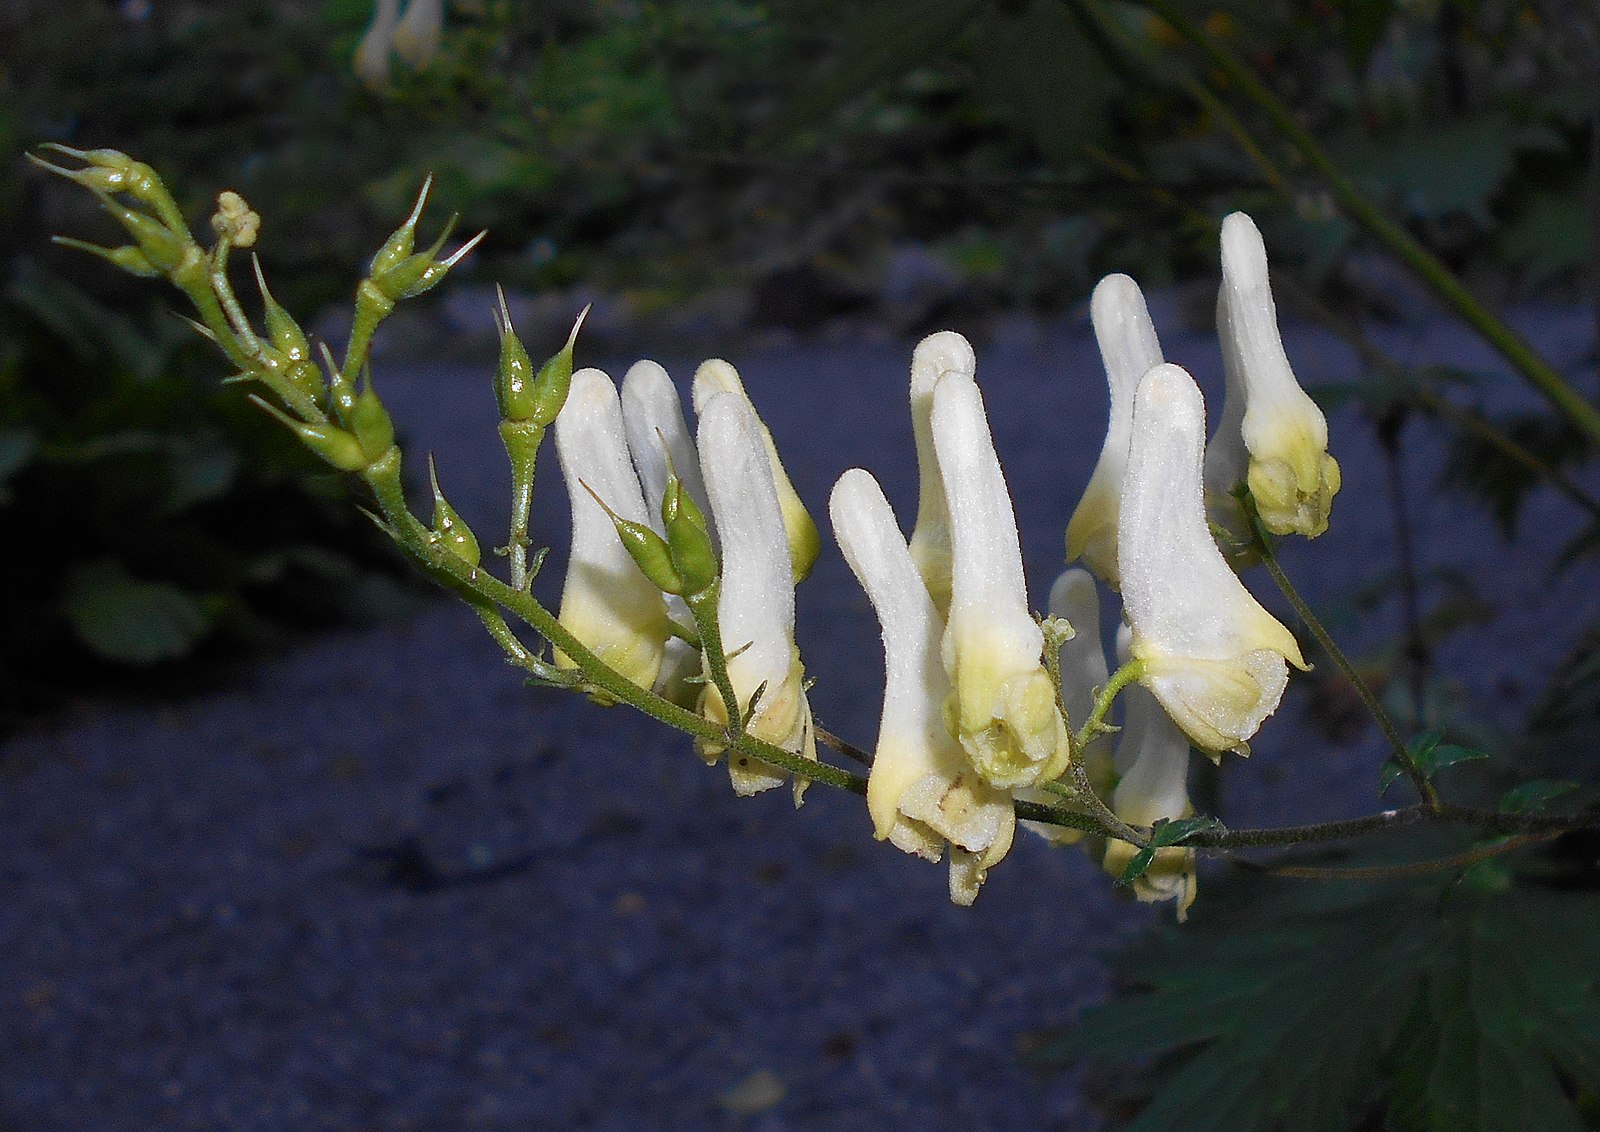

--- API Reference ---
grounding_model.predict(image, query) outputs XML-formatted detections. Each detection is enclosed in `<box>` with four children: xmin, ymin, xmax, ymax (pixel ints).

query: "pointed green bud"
<box><xmin>349</xmin><ymin>375</ymin><xmax>396</xmax><ymax>460</ymax></box>
<box><xmin>526</xmin><ymin>305</ymin><xmax>588</xmax><ymax>427</ymax></box>
<box><xmin>248</xmin><ymin>395</ymin><xmax>370</xmax><ymax>471</ymax></box>
<box><xmin>663</xmin><ymin>475</ymin><xmax>717</xmax><ymax>596</ymax></box>
<box><xmin>428</xmin><ymin>455</ymin><xmax>481</xmax><ymax>566</ymax></box>
<box><xmin>253</xmin><ymin>256</ymin><xmax>310</xmax><ymax>362</ymax></box>
<box><xmin>320</xmin><ymin>343</ymin><xmax>357</xmax><ymax>421</ymax></box>
<box><xmin>582</xmin><ymin>481</ymin><xmax>684</xmax><ymax>595</ymax></box>
<box><xmin>396</xmin><ymin>228</ymin><xmax>485</xmax><ymax>300</ymax></box>
<box><xmin>50</xmin><ymin>237</ymin><xmax>160</xmax><ymax>278</ymax></box>
<box><xmin>104</xmin><ymin>201</ymin><xmax>189</xmax><ymax>274</ymax></box>
<box><xmin>30</xmin><ymin>146</ymin><xmax>188</xmax><ymax>233</ymax></box>
<box><xmin>370</xmin><ymin>175</ymin><xmax>431</xmax><ymax>279</ymax></box>
<box><xmin>493</xmin><ymin>286</ymin><xmax>536</xmax><ymax>421</ymax></box>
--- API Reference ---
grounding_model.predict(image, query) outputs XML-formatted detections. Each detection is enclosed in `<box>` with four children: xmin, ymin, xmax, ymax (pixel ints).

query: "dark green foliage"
<box><xmin>0</xmin><ymin>256</ymin><xmax>420</xmax><ymax>727</ymax></box>
<box><xmin>1441</xmin><ymin>408</ymin><xmax>1592</xmax><ymax>539</ymax></box>
<box><xmin>1035</xmin><ymin>867</ymin><xmax>1600</xmax><ymax>1132</ymax></box>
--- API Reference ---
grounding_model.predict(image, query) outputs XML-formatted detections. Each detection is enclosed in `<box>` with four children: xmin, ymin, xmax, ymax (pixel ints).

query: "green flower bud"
<box><xmin>30</xmin><ymin>146</ymin><xmax>187</xmax><ymax>232</ymax></box>
<box><xmin>428</xmin><ymin>456</ymin><xmax>481</xmax><ymax>566</ymax></box>
<box><xmin>253</xmin><ymin>257</ymin><xmax>310</xmax><ymax>362</ymax></box>
<box><xmin>583</xmin><ymin>482</ymin><xmax>684</xmax><ymax>595</ymax></box>
<box><xmin>349</xmin><ymin>377</ymin><xmax>396</xmax><ymax>460</ymax></box>
<box><xmin>663</xmin><ymin>475</ymin><xmax>717</xmax><ymax>596</ymax></box>
<box><xmin>493</xmin><ymin>286</ymin><xmax>536</xmax><ymax>421</ymax></box>
<box><xmin>526</xmin><ymin>305</ymin><xmax>589</xmax><ymax>427</ymax></box>
<box><xmin>320</xmin><ymin>343</ymin><xmax>357</xmax><ymax>421</ymax></box>
<box><xmin>370</xmin><ymin>176</ymin><xmax>431</xmax><ymax>279</ymax></box>
<box><xmin>50</xmin><ymin>237</ymin><xmax>160</xmax><ymax>278</ymax></box>
<box><xmin>105</xmin><ymin>202</ymin><xmax>189</xmax><ymax>274</ymax></box>
<box><xmin>249</xmin><ymin>395</ymin><xmax>371</xmax><ymax>471</ymax></box>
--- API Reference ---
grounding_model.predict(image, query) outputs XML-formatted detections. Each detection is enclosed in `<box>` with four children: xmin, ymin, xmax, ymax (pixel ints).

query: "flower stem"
<box><xmin>1245</xmin><ymin>501</ymin><xmax>1442</xmax><ymax>811</ymax></box>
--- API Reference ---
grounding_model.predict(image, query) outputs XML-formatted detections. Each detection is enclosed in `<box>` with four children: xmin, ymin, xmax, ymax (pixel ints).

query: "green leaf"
<box><xmin>1035</xmin><ymin>871</ymin><xmax>1600</xmax><ymax>1132</ymax></box>
<box><xmin>1150</xmin><ymin>814</ymin><xmax>1226</xmax><ymax>847</ymax></box>
<box><xmin>1381</xmin><ymin>731</ymin><xmax>1490</xmax><ymax>796</ymax></box>
<box><xmin>63</xmin><ymin>560</ymin><xmax>213</xmax><ymax>665</ymax></box>
<box><xmin>1033</xmin><ymin>875</ymin><xmax>1438</xmax><ymax>1131</ymax></box>
<box><xmin>1116</xmin><ymin>845</ymin><xmax>1158</xmax><ymax>886</ymax></box>
<box><xmin>1388</xmin><ymin>889</ymin><xmax>1600</xmax><ymax>1132</ymax></box>
<box><xmin>1498</xmin><ymin>779</ymin><xmax>1578</xmax><ymax>815</ymax></box>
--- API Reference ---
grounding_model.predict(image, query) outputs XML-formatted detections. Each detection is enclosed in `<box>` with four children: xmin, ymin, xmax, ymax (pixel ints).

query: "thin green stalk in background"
<box><xmin>1135</xmin><ymin>0</ymin><xmax>1600</xmax><ymax>447</ymax></box>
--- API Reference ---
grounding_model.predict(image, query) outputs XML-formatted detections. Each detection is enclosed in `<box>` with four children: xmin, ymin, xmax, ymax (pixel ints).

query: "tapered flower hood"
<box><xmin>1065</xmin><ymin>274</ymin><xmax>1165</xmax><ymax>590</ymax></box>
<box><xmin>932</xmin><ymin>368</ymin><xmax>1070</xmax><ymax>789</ymax></box>
<box><xmin>697</xmin><ymin>392</ymin><xmax>817</xmax><ymax>800</ymax></box>
<box><xmin>1121</xmin><ymin>363</ymin><xmax>1306</xmax><ymax>756</ymax></box>
<box><xmin>831</xmin><ymin>468</ymin><xmax>1015</xmax><ymax>904</ymax></box>
<box><xmin>1204</xmin><ymin>212</ymin><xmax>1341</xmax><ymax>538</ymax></box>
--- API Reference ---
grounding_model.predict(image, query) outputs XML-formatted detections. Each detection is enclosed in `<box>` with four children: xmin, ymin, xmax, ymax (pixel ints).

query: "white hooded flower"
<box><xmin>620</xmin><ymin>359</ymin><xmax>712</xmax><ymax>705</ymax></box>
<box><xmin>831</xmin><ymin>468</ymin><xmax>1015</xmax><ymax>905</ymax></box>
<box><xmin>392</xmin><ymin>0</ymin><xmax>444</xmax><ymax>69</ymax></box>
<box><xmin>1065</xmin><ymin>274</ymin><xmax>1165</xmax><ymax>590</ymax></box>
<box><xmin>691</xmin><ymin>359</ymin><xmax>820</xmax><ymax>583</ymax></box>
<box><xmin>1121</xmin><ymin>363</ymin><xmax>1307</xmax><ymax>757</ymax></box>
<box><xmin>553</xmin><ymin>368</ymin><xmax>671</xmax><ymax>695</ymax></box>
<box><xmin>906</xmin><ymin>330</ymin><xmax>975</xmax><ymax>616</ymax></box>
<box><xmin>932</xmin><ymin>370</ymin><xmax>1070</xmax><ymax>789</ymax></box>
<box><xmin>353</xmin><ymin>0</ymin><xmax>400</xmax><ymax>89</ymax></box>
<box><xmin>697</xmin><ymin>392</ymin><xmax>816</xmax><ymax>801</ymax></box>
<box><xmin>1203</xmin><ymin>212</ymin><xmax>1341</xmax><ymax>538</ymax></box>
<box><xmin>1100</xmin><ymin>682</ymin><xmax>1199</xmax><ymax>920</ymax></box>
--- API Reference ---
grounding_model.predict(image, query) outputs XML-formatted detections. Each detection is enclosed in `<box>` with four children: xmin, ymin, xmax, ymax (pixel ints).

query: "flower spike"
<box><xmin>1204</xmin><ymin>212</ymin><xmax>1341</xmax><ymax>539</ymax></box>
<box><xmin>697</xmin><ymin>392</ymin><xmax>817</xmax><ymax>801</ymax></box>
<box><xmin>1065</xmin><ymin>274</ymin><xmax>1165</xmax><ymax>590</ymax></box>
<box><xmin>932</xmin><ymin>371</ymin><xmax>1070</xmax><ymax>789</ymax></box>
<box><xmin>553</xmin><ymin>368</ymin><xmax>671</xmax><ymax>699</ymax></box>
<box><xmin>1120</xmin><ymin>363</ymin><xmax>1307</xmax><ymax>757</ymax></box>
<box><xmin>831</xmin><ymin>468</ymin><xmax>1015</xmax><ymax>904</ymax></box>
<box><xmin>906</xmin><ymin>330</ymin><xmax>975</xmax><ymax>616</ymax></box>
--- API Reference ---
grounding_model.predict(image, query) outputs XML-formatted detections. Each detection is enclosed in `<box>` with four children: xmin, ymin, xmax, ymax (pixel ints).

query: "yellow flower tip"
<box><xmin>1140</xmin><ymin>650</ymin><xmax>1287</xmax><ymax>757</ymax></box>
<box><xmin>1209</xmin><ymin>211</ymin><xmax>1340</xmax><ymax>541</ymax></box>
<box><xmin>945</xmin><ymin>660</ymin><xmax>1071</xmax><ymax>789</ymax></box>
<box><xmin>1248</xmin><ymin>447</ymin><xmax>1341</xmax><ymax>538</ymax></box>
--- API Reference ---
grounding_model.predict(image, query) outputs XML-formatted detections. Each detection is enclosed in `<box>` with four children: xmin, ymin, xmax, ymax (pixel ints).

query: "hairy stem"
<box><xmin>1247</xmin><ymin>501</ymin><xmax>1442</xmax><ymax>810</ymax></box>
